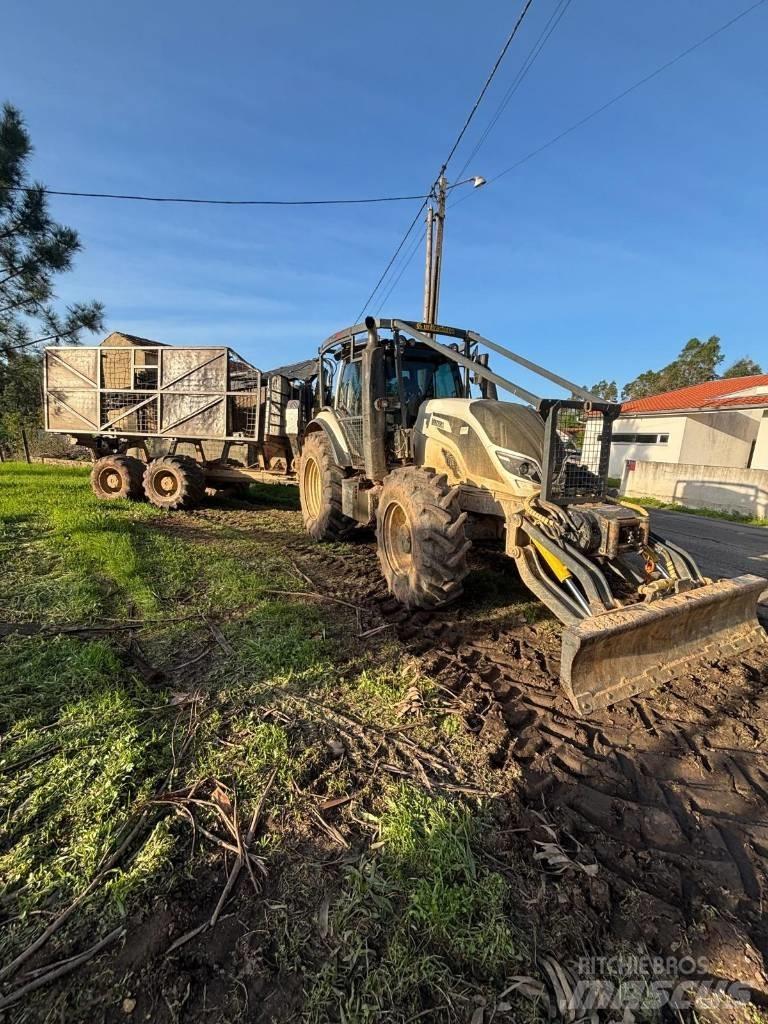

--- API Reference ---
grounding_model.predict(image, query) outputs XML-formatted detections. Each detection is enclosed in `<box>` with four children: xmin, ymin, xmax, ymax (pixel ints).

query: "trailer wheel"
<box><xmin>299</xmin><ymin>431</ymin><xmax>354</xmax><ymax>540</ymax></box>
<box><xmin>143</xmin><ymin>456</ymin><xmax>206</xmax><ymax>510</ymax></box>
<box><xmin>376</xmin><ymin>467</ymin><xmax>471</xmax><ymax>609</ymax></box>
<box><xmin>90</xmin><ymin>455</ymin><xmax>145</xmax><ymax>501</ymax></box>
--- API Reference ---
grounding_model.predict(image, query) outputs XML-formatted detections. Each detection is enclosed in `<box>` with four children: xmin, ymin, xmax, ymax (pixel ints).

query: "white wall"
<box><xmin>608</xmin><ymin>415</ymin><xmax>685</xmax><ymax>478</ymax></box>
<box><xmin>609</xmin><ymin>409</ymin><xmax>766</xmax><ymax>477</ymax></box>
<box><xmin>622</xmin><ymin>460</ymin><xmax>768</xmax><ymax>518</ymax></box>
<box><xmin>679</xmin><ymin>409</ymin><xmax>761</xmax><ymax>468</ymax></box>
<box><xmin>750</xmin><ymin>412</ymin><xmax>768</xmax><ymax>470</ymax></box>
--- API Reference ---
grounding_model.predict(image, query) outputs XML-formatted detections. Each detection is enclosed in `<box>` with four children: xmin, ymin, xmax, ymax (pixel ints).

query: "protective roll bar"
<box><xmin>319</xmin><ymin>318</ymin><xmax>603</xmax><ymax>410</ymax></box>
<box><xmin>391</xmin><ymin>321</ymin><xmax>541</xmax><ymax>408</ymax></box>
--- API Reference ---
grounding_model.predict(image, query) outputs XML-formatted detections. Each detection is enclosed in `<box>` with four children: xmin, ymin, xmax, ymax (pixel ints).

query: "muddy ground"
<box><xmin>183</xmin><ymin>501</ymin><xmax>768</xmax><ymax>1006</ymax></box>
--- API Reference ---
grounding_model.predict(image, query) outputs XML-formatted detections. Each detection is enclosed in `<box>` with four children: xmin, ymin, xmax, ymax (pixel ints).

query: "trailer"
<box><xmin>44</xmin><ymin>334</ymin><xmax>313</xmax><ymax>505</ymax></box>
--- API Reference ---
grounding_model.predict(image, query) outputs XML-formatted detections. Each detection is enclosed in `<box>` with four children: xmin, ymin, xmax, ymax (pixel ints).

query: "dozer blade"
<box><xmin>560</xmin><ymin>574</ymin><xmax>767</xmax><ymax>715</ymax></box>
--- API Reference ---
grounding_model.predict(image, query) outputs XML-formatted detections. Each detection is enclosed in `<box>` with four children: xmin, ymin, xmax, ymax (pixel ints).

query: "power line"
<box><xmin>439</xmin><ymin>0</ymin><xmax>536</xmax><ymax>176</ymax></box>
<box><xmin>455</xmin><ymin>0</ymin><xmax>573</xmax><ymax>181</ymax></box>
<box><xmin>490</xmin><ymin>0</ymin><xmax>767</xmax><ymax>184</ymax></box>
<box><xmin>2</xmin><ymin>184</ymin><xmax>433</xmax><ymax>206</ymax></box>
<box><xmin>356</xmin><ymin>0</ymin><xmax>537</xmax><ymax>318</ymax></box>
<box><xmin>389</xmin><ymin>0</ymin><xmax>766</xmax><ymax>308</ymax></box>
<box><xmin>374</xmin><ymin>229</ymin><xmax>425</xmax><ymax>316</ymax></box>
<box><xmin>444</xmin><ymin>0</ymin><xmax>767</xmax><ymax>218</ymax></box>
<box><xmin>355</xmin><ymin>200</ymin><xmax>428</xmax><ymax>322</ymax></box>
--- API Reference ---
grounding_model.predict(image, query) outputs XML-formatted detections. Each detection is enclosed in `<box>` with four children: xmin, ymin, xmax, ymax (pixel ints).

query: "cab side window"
<box><xmin>336</xmin><ymin>359</ymin><xmax>362</xmax><ymax>416</ymax></box>
<box><xmin>434</xmin><ymin>361</ymin><xmax>461</xmax><ymax>398</ymax></box>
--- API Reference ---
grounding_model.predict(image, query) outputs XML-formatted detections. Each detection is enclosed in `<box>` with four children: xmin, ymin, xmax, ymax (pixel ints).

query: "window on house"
<box><xmin>612</xmin><ymin>432</ymin><xmax>669</xmax><ymax>444</ymax></box>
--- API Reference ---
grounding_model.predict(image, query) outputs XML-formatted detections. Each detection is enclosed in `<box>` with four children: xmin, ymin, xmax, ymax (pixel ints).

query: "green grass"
<box><xmin>0</xmin><ymin>463</ymin><xmax>610</xmax><ymax>1022</ymax></box>
<box><xmin>624</xmin><ymin>493</ymin><xmax>768</xmax><ymax>527</ymax></box>
<box><xmin>0</xmin><ymin>463</ymin><xmax>332</xmax><ymax>979</ymax></box>
<box><xmin>304</xmin><ymin>785</ymin><xmax>533</xmax><ymax>1023</ymax></box>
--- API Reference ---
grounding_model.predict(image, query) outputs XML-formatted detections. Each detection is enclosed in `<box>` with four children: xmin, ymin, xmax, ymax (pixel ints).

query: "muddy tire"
<box><xmin>143</xmin><ymin>455</ymin><xmax>206</xmax><ymax>510</ymax></box>
<box><xmin>376</xmin><ymin>466</ymin><xmax>470</xmax><ymax>609</ymax></box>
<box><xmin>90</xmin><ymin>455</ymin><xmax>145</xmax><ymax>501</ymax></box>
<box><xmin>299</xmin><ymin>431</ymin><xmax>354</xmax><ymax>540</ymax></box>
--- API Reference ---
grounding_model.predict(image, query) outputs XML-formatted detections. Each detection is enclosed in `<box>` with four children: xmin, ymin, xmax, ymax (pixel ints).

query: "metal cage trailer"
<box><xmin>44</xmin><ymin>342</ymin><xmax>312</xmax><ymax>507</ymax></box>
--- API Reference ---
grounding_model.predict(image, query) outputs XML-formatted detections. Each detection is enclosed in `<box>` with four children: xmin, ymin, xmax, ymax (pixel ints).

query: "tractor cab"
<box><xmin>328</xmin><ymin>335</ymin><xmax>465</xmax><ymax>422</ymax></box>
<box><xmin>315</xmin><ymin>322</ymin><xmax>476</xmax><ymax>472</ymax></box>
<box><xmin>384</xmin><ymin>344</ymin><xmax>465</xmax><ymax>425</ymax></box>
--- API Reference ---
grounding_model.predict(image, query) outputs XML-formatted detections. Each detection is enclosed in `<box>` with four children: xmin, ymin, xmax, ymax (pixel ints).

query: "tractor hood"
<box><xmin>468</xmin><ymin>400</ymin><xmax>544</xmax><ymax>461</ymax></box>
<box><xmin>413</xmin><ymin>398</ymin><xmax>544</xmax><ymax>495</ymax></box>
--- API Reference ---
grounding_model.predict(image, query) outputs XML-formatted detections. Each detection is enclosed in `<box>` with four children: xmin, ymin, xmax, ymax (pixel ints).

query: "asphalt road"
<box><xmin>650</xmin><ymin>508</ymin><xmax>767</xmax><ymax>582</ymax></box>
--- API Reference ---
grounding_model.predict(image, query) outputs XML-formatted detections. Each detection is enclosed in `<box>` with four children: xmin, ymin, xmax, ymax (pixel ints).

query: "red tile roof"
<box><xmin>621</xmin><ymin>375</ymin><xmax>768</xmax><ymax>414</ymax></box>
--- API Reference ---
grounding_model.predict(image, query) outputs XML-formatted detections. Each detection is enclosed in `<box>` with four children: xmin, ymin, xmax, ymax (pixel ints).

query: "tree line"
<box><xmin>590</xmin><ymin>338</ymin><xmax>763</xmax><ymax>404</ymax></box>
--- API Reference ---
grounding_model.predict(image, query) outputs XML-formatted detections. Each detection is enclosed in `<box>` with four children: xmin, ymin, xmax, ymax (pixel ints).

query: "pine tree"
<box><xmin>0</xmin><ymin>102</ymin><xmax>104</xmax><ymax>357</ymax></box>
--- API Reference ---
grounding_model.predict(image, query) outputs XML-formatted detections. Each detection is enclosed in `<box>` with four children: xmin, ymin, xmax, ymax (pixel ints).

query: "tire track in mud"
<box><xmin>177</xmin><ymin>505</ymin><xmax>768</xmax><ymax>973</ymax></box>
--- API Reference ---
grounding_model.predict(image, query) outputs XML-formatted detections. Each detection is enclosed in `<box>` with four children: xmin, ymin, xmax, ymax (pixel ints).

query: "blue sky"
<box><xmin>4</xmin><ymin>0</ymin><xmax>767</xmax><ymax>392</ymax></box>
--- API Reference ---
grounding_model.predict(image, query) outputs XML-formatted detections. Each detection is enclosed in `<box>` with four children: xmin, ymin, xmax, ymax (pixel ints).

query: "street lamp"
<box><xmin>423</xmin><ymin>173</ymin><xmax>486</xmax><ymax>326</ymax></box>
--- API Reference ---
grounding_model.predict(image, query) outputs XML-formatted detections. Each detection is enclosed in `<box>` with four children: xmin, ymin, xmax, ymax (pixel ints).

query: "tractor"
<box><xmin>298</xmin><ymin>318</ymin><xmax>766</xmax><ymax>713</ymax></box>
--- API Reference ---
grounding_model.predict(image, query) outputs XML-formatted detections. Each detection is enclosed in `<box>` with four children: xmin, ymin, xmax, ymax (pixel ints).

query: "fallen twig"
<box><xmin>308</xmin><ymin>806</ymin><xmax>349</xmax><ymax>849</ymax></box>
<box><xmin>171</xmin><ymin>646</ymin><xmax>212</xmax><ymax>672</ymax></box>
<box><xmin>0</xmin><ymin>926</ymin><xmax>125</xmax><ymax>1011</ymax></box>
<box><xmin>1</xmin><ymin>703</ymin><xmax>206</xmax><ymax>984</ymax></box>
<box><xmin>210</xmin><ymin>769</ymin><xmax>276</xmax><ymax>925</ymax></box>
<box><xmin>358</xmin><ymin>622</ymin><xmax>393</xmax><ymax>639</ymax></box>
<box><xmin>165</xmin><ymin>921</ymin><xmax>209</xmax><ymax>955</ymax></box>
<box><xmin>205</xmin><ymin>617</ymin><xmax>235</xmax><ymax>657</ymax></box>
<box><xmin>0</xmin><ymin>811</ymin><xmax>150</xmax><ymax>984</ymax></box>
<box><xmin>288</xmin><ymin>558</ymin><xmax>315</xmax><ymax>588</ymax></box>
<box><xmin>263</xmin><ymin>589</ymin><xmax>364</xmax><ymax>612</ymax></box>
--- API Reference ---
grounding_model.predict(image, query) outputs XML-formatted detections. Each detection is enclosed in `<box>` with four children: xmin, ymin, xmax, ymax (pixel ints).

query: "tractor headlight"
<box><xmin>495</xmin><ymin>451</ymin><xmax>541</xmax><ymax>481</ymax></box>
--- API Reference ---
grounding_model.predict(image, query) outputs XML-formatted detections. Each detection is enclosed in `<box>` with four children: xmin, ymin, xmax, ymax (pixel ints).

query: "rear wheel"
<box><xmin>90</xmin><ymin>455</ymin><xmax>145</xmax><ymax>501</ymax></box>
<box><xmin>143</xmin><ymin>456</ymin><xmax>205</xmax><ymax>510</ymax></box>
<box><xmin>376</xmin><ymin>466</ymin><xmax>470</xmax><ymax>608</ymax></box>
<box><xmin>299</xmin><ymin>431</ymin><xmax>354</xmax><ymax>540</ymax></box>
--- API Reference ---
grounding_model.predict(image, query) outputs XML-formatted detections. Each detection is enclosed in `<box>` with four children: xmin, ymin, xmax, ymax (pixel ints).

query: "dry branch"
<box><xmin>0</xmin><ymin>926</ymin><xmax>125</xmax><ymax>1011</ymax></box>
<box><xmin>263</xmin><ymin>589</ymin><xmax>365</xmax><ymax>613</ymax></box>
<box><xmin>1</xmin><ymin>702</ymin><xmax>205</xmax><ymax>984</ymax></box>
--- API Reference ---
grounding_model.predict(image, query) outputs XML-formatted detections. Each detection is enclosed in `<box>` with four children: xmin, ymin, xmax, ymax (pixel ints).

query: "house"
<box><xmin>608</xmin><ymin>374</ymin><xmax>768</xmax><ymax>478</ymax></box>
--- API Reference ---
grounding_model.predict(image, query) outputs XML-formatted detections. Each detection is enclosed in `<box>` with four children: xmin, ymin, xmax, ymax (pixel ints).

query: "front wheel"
<box><xmin>376</xmin><ymin>467</ymin><xmax>471</xmax><ymax>609</ymax></box>
<box><xmin>298</xmin><ymin>431</ymin><xmax>354</xmax><ymax>540</ymax></box>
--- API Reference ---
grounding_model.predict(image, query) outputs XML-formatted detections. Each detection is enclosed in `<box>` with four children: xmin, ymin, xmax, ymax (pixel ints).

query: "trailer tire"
<box><xmin>143</xmin><ymin>456</ymin><xmax>206</xmax><ymax>510</ymax></box>
<box><xmin>299</xmin><ymin>430</ymin><xmax>354</xmax><ymax>540</ymax></box>
<box><xmin>90</xmin><ymin>455</ymin><xmax>145</xmax><ymax>501</ymax></box>
<box><xmin>376</xmin><ymin>466</ymin><xmax>471</xmax><ymax>609</ymax></box>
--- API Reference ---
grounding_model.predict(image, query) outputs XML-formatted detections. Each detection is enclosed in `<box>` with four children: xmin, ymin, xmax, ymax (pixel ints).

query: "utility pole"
<box><xmin>422</xmin><ymin>173</ymin><xmax>485</xmax><ymax>327</ymax></box>
<box><xmin>428</xmin><ymin>175</ymin><xmax>447</xmax><ymax>326</ymax></box>
<box><xmin>422</xmin><ymin>205</ymin><xmax>434</xmax><ymax>323</ymax></box>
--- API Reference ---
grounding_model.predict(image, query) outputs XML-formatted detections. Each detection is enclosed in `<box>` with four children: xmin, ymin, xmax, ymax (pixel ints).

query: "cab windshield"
<box><xmin>384</xmin><ymin>354</ymin><xmax>462</xmax><ymax>400</ymax></box>
<box><xmin>385</xmin><ymin>352</ymin><xmax>464</xmax><ymax>424</ymax></box>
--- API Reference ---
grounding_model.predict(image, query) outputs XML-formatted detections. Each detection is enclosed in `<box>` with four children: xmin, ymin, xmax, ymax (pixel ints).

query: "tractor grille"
<box><xmin>542</xmin><ymin>402</ymin><xmax>615</xmax><ymax>504</ymax></box>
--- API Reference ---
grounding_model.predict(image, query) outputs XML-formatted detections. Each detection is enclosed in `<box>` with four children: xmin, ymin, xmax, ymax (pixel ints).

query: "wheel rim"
<box><xmin>155</xmin><ymin>470</ymin><xmax>179</xmax><ymax>497</ymax></box>
<box><xmin>98</xmin><ymin>467</ymin><xmax>123</xmax><ymax>494</ymax></box>
<box><xmin>382</xmin><ymin>500</ymin><xmax>413</xmax><ymax>577</ymax></box>
<box><xmin>303</xmin><ymin>456</ymin><xmax>322</xmax><ymax>519</ymax></box>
